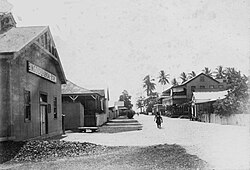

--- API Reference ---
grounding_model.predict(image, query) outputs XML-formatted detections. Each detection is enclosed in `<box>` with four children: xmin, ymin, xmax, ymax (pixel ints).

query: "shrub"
<box><xmin>125</xmin><ymin>110</ymin><xmax>135</xmax><ymax>119</ymax></box>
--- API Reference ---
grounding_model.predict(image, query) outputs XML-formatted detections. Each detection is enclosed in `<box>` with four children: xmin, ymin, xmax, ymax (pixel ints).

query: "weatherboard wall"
<box><xmin>0</xmin><ymin>57</ymin><xmax>11</xmax><ymax>140</ymax></box>
<box><xmin>0</xmin><ymin>44</ymin><xmax>63</xmax><ymax>141</ymax></box>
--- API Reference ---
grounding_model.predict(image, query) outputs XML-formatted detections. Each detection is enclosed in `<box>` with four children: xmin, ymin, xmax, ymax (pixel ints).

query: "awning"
<box><xmin>192</xmin><ymin>90</ymin><xmax>228</xmax><ymax>104</ymax></box>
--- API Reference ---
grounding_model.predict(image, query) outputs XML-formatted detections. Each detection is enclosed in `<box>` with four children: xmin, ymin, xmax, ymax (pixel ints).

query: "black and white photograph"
<box><xmin>0</xmin><ymin>0</ymin><xmax>249</xmax><ymax>169</ymax></box>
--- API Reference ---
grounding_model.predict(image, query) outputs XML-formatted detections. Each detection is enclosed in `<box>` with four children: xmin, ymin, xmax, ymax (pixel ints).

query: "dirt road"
<box><xmin>63</xmin><ymin>115</ymin><xmax>250</xmax><ymax>169</ymax></box>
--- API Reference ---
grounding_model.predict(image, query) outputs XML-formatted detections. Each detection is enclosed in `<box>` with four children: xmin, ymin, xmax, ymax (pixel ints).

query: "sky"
<box><xmin>2</xmin><ymin>0</ymin><xmax>250</xmax><ymax>108</ymax></box>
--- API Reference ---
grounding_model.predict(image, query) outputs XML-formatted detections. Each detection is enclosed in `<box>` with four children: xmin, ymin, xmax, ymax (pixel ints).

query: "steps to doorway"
<box><xmin>98</xmin><ymin>116</ymin><xmax>142</xmax><ymax>133</ymax></box>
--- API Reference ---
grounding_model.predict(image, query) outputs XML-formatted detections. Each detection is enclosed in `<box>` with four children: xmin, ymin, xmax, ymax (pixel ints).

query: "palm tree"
<box><xmin>171</xmin><ymin>78</ymin><xmax>179</xmax><ymax>86</ymax></box>
<box><xmin>143</xmin><ymin>75</ymin><xmax>156</xmax><ymax>96</ymax></box>
<box><xmin>202</xmin><ymin>67</ymin><xmax>213</xmax><ymax>77</ymax></box>
<box><xmin>188</xmin><ymin>71</ymin><xmax>196</xmax><ymax>79</ymax></box>
<box><xmin>158</xmin><ymin>70</ymin><xmax>170</xmax><ymax>91</ymax></box>
<box><xmin>180</xmin><ymin>72</ymin><xmax>188</xmax><ymax>83</ymax></box>
<box><xmin>214</xmin><ymin>65</ymin><xmax>226</xmax><ymax>79</ymax></box>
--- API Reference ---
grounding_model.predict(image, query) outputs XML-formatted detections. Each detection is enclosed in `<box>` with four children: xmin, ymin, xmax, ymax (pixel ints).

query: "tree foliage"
<box><xmin>143</xmin><ymin>75</ymin><xmax>156</xmax><ymax>96</ymax></box>
<box><xmin>119</xmin><ymin>90</ymin><xmax>133</xmax><ymax>109</ymax></box>
<box><xmin>202</xmin><ymin>67</ymin><xmax>213</xmax><ymax>77</ymax></box>
<box><xmin>188</xmin><ymin>71</ymin><xmax>196</xmax><ymax>79</ymax></box>
<box><xmin>214</xmin><ymin>65</ymin><xmax>226</xmax><ymax>79</ymax></box>
<box><xmin>171</xmin><ymin>78</ymin><xmax>179</xmax><ymax>86</ymax></box>
<box><xmin>180</xmin><ymin>72</ymin><xmax>188</xmax><ymax>83</ymax></box>
<box><xmin>213</xmin><ymin>67</ymin><xmax>249</xmax><ymax>115</ymax></box>
<box><xmin>144</xmin><ymin>93</ymin><xmax>159</xmax><ymax>113</ymax></box>
<box><xmin>158</xmin><ymin>70</ymin><xmax>169</xmax><ymax>85</ymax></box>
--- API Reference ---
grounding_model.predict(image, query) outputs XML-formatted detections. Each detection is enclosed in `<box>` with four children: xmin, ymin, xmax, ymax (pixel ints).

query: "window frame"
<box><xmin>218</xmin><ymin>85</ymin><xmax>224</xmax><ymax>89</ymax></box>
<box><xmin>200</xmin><ymin>85</ymin><xmax>205</xmax><ymax>89</ymax></box>
<box><xmin>24</xmin><ymin>89</ymin><xmax>31</xmax><ymax>122</ymax></box>
<box><xmin>53</xmin><ymin>96</ymin><xmax>58</xmax><ymax>119</ymax></box>
<box><xmin>209</xmin><ymin>85</ymin><xmax>214</xmax><ymax>89</ymax></box>
<box><xmin>200</xmin><ymin>76</ymin><xmax>205</xmax><ymax>82</ymax></box>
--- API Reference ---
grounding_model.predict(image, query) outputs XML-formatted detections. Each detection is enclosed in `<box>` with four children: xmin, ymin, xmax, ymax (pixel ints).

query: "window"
<box><xmin>53</xmin><ymin>97</ymin><xmax>57</xmax><ymax>119</ymax></box>
<box><xmin>219</xmin><ymin>85</ymin><xmax>224</xmax><ymax>89</ymax></box>
<box><xmin>24</xmin><ymin>90</ymin><xmax>31</xmax><ymax>122</ymax></box>
<box><xmin>200</xmin><ymin>86</ymin><xmax>205</xmax><ymax>89</ymax></box>
<box><xmin>209</xmin><ymin>85</ymin><xmax>214</xmax><ymax>89</ymax></box>
<box><xmin>200</xmin><ymin>76</ymin><xmax>205</xmax><ymax>82</ymax></box>
<box><xmin>40</xmin><ymin>93</ymin><xmax>47</xmax><ymax>103</ymax></box>
<box><xmin>191</xmin><ymin>86</ymin><xmax>196</xmax><ymax>92</ymax></box>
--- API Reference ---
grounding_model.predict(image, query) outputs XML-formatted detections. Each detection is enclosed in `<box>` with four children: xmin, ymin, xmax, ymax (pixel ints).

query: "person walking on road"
<box><xmin>154</xmin><ymin>112</ymin><xmax>163</xmax><ymax>128</ymax></box>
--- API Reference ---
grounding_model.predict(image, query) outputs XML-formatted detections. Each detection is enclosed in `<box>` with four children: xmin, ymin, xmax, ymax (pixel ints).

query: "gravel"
<box><xmin>7</xmin><ymin>140</ymin><xmax>107</xmax><ymax>163</ymax></box>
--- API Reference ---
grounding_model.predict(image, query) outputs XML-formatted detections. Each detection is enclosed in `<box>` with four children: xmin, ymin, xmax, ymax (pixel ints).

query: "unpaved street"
<box><xmin>63</xmin><ymin>115</ymin><xmax>250</xmax><ymax>170</ymax></box>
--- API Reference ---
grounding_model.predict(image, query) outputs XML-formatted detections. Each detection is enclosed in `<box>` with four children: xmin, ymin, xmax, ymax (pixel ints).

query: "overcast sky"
<box><xmin>3</xmin><ymin>0</ymin><xmax>250</xmax><ymax>108</ymax></box>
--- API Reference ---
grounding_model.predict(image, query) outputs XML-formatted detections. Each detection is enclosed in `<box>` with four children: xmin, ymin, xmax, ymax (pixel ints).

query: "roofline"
<box><xmin>63</xmin><ymin>80</ymin><xmax>96</xmax><ymax>94</ymax></box>
<box><xmin>31</xmin><ymin>42</ymin><xmax>67</xmax><ymax>84</ymax></box>
<box><xmin>11</xmin><ymin>26</ymin><xmax>67</xmax><ymax>84</ymax></box>
<box><xmin>175</xmin><ymin>73</ymin><xmax>220</xmax><ymax>87</ymax></box>
<box><xmin>15</xmin><ymin>26</ymin><xmax>48</xmax><ymax>53</ymax></box>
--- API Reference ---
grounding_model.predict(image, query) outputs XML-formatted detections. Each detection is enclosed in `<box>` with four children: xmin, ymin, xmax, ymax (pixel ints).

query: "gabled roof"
<box><xmin>91</xmin><ymin>90</ymin><xmax>105</xmax><ymax>97</ymax></box>
<box><xmin>0</xmin><ymin>26</ymin><xmax>47</xmax><ymax>53</ymax></box>
<box><xmin>162</xmin><ymin>86</ymin><xmax>173</xmax><ymax>93</ymax></box>
<box><xmin>176</xmin><ymin>73</ymin><xmax>220</xmax><ymax>87</ymax></box>
<box><xmin>61</xmin><ymin>80</ymin><xmax>95</xmax><ymax>95</ymax></box>
<box><xmin>192</xmin><ymin>90</ymin><xmax>228</xmax><ymax>104</ymax></box>
<box><xmin>0</xmin><ymin>24</ymin><xmax>67</xmax><ymax>84</ymax></box>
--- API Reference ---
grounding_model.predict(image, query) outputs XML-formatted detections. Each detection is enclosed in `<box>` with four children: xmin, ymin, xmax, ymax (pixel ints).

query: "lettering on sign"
<box><xmin>27</xmin><ymin>61</ymin><xmax>57</xmax><ymax>83</ymax></box>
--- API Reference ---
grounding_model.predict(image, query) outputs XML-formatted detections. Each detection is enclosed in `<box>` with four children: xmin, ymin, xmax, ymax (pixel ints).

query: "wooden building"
<box><xmin>61</xmin><ymin>80</ymin><xmax>108</xmax><ymax>129</ymax></box>
<box><xmin>161</xmin><ymin>73</ymin><xmax>226</xmax><ymax>117</ymax></box>
<box><xmin>0</xmin><ymin>13</ymin><xmax>66</xmax><ymax>141</ymax></box>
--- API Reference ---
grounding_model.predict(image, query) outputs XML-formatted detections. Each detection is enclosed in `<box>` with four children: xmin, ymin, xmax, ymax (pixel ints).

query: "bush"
<box><xmin>125</xmin><ymin>110</ymin><xmax>135</xmax><ymax>119</ymax></box>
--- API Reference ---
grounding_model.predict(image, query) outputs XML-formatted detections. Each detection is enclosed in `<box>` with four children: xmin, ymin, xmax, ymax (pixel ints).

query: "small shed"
<box><xmin>62</xmin><ymin>80</ymin><xmax>108</xmax><ymax>128</ymax></box>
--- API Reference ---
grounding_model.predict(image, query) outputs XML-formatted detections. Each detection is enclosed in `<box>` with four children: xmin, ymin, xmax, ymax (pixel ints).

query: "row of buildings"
<box><xmin>0</xmin><ymin>13</ymin><xmax>119</xmax><ymax>141</ymax></box>
<box><xmin>153</xmin><ymin>73</ymin><xmax>228</xmax><ymax>121</ymax></box>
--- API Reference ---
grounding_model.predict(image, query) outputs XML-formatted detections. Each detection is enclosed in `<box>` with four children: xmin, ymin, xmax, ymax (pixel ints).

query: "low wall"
<box><xmin>201</xmin><ymin>113</ymin><xmax>250</xmax><ymax>126</ymax></box>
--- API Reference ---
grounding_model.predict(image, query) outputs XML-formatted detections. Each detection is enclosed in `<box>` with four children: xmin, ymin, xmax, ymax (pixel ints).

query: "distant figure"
<box><xmin>154</xmin><ymin>112</ymin><xmax>163</xmax><ymax>128</ymax></box>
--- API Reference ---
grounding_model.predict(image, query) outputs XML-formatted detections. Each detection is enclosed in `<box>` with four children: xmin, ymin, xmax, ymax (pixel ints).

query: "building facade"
<box><xmin>0</xmin><ymin>13</ymin><xmax>66</xmax><ymax>141</ymax></box>
<box><xmin>161</xmin><ymin>73</ymin><xmax>226</xmax><ymax>117</ymax></box>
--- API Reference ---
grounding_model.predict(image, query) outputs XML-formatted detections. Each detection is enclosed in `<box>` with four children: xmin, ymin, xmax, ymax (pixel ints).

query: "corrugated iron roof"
<box><xmin>192</xmin><ymin>90</ymin><xmax>228</xmax><ymax>104</ymax></box>
<box><xmin>177</xmin><ymin>73</ymin><xmax>220</xmax><ymax>87</ymax></box>
<box><xmin>0</xmin><ymin>26</ymin><xmax>47</xmax><ymax>53</ymax></box>
<box><xmin>61</xmin><ymin>80</ymin><xmax>95</xmax><ymax>95</ymax></box>
<box><xmin>91</xmin><ymin>89</ymin><xmax>105</xmax><ymax>97</ymax></box>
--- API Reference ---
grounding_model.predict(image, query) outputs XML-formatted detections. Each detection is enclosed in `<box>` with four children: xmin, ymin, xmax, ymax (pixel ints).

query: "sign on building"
<box><xmin>27</xmin><ymin>61</ymin><xmax>57</xmax><ymax>83</ymax></box>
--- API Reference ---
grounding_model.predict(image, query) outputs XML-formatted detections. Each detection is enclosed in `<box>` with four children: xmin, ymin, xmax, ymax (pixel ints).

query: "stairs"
<box><xmin>99</xmin><ymin>116</ymin><xmax>143</xmax><ymax>133</ymax></box>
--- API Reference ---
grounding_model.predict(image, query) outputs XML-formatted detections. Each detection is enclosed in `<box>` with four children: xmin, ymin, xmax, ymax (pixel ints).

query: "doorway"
<box><xmin>40</xmin><ymin>93</ymin><xmax>48</xmax><ymax>135</ymax></box>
